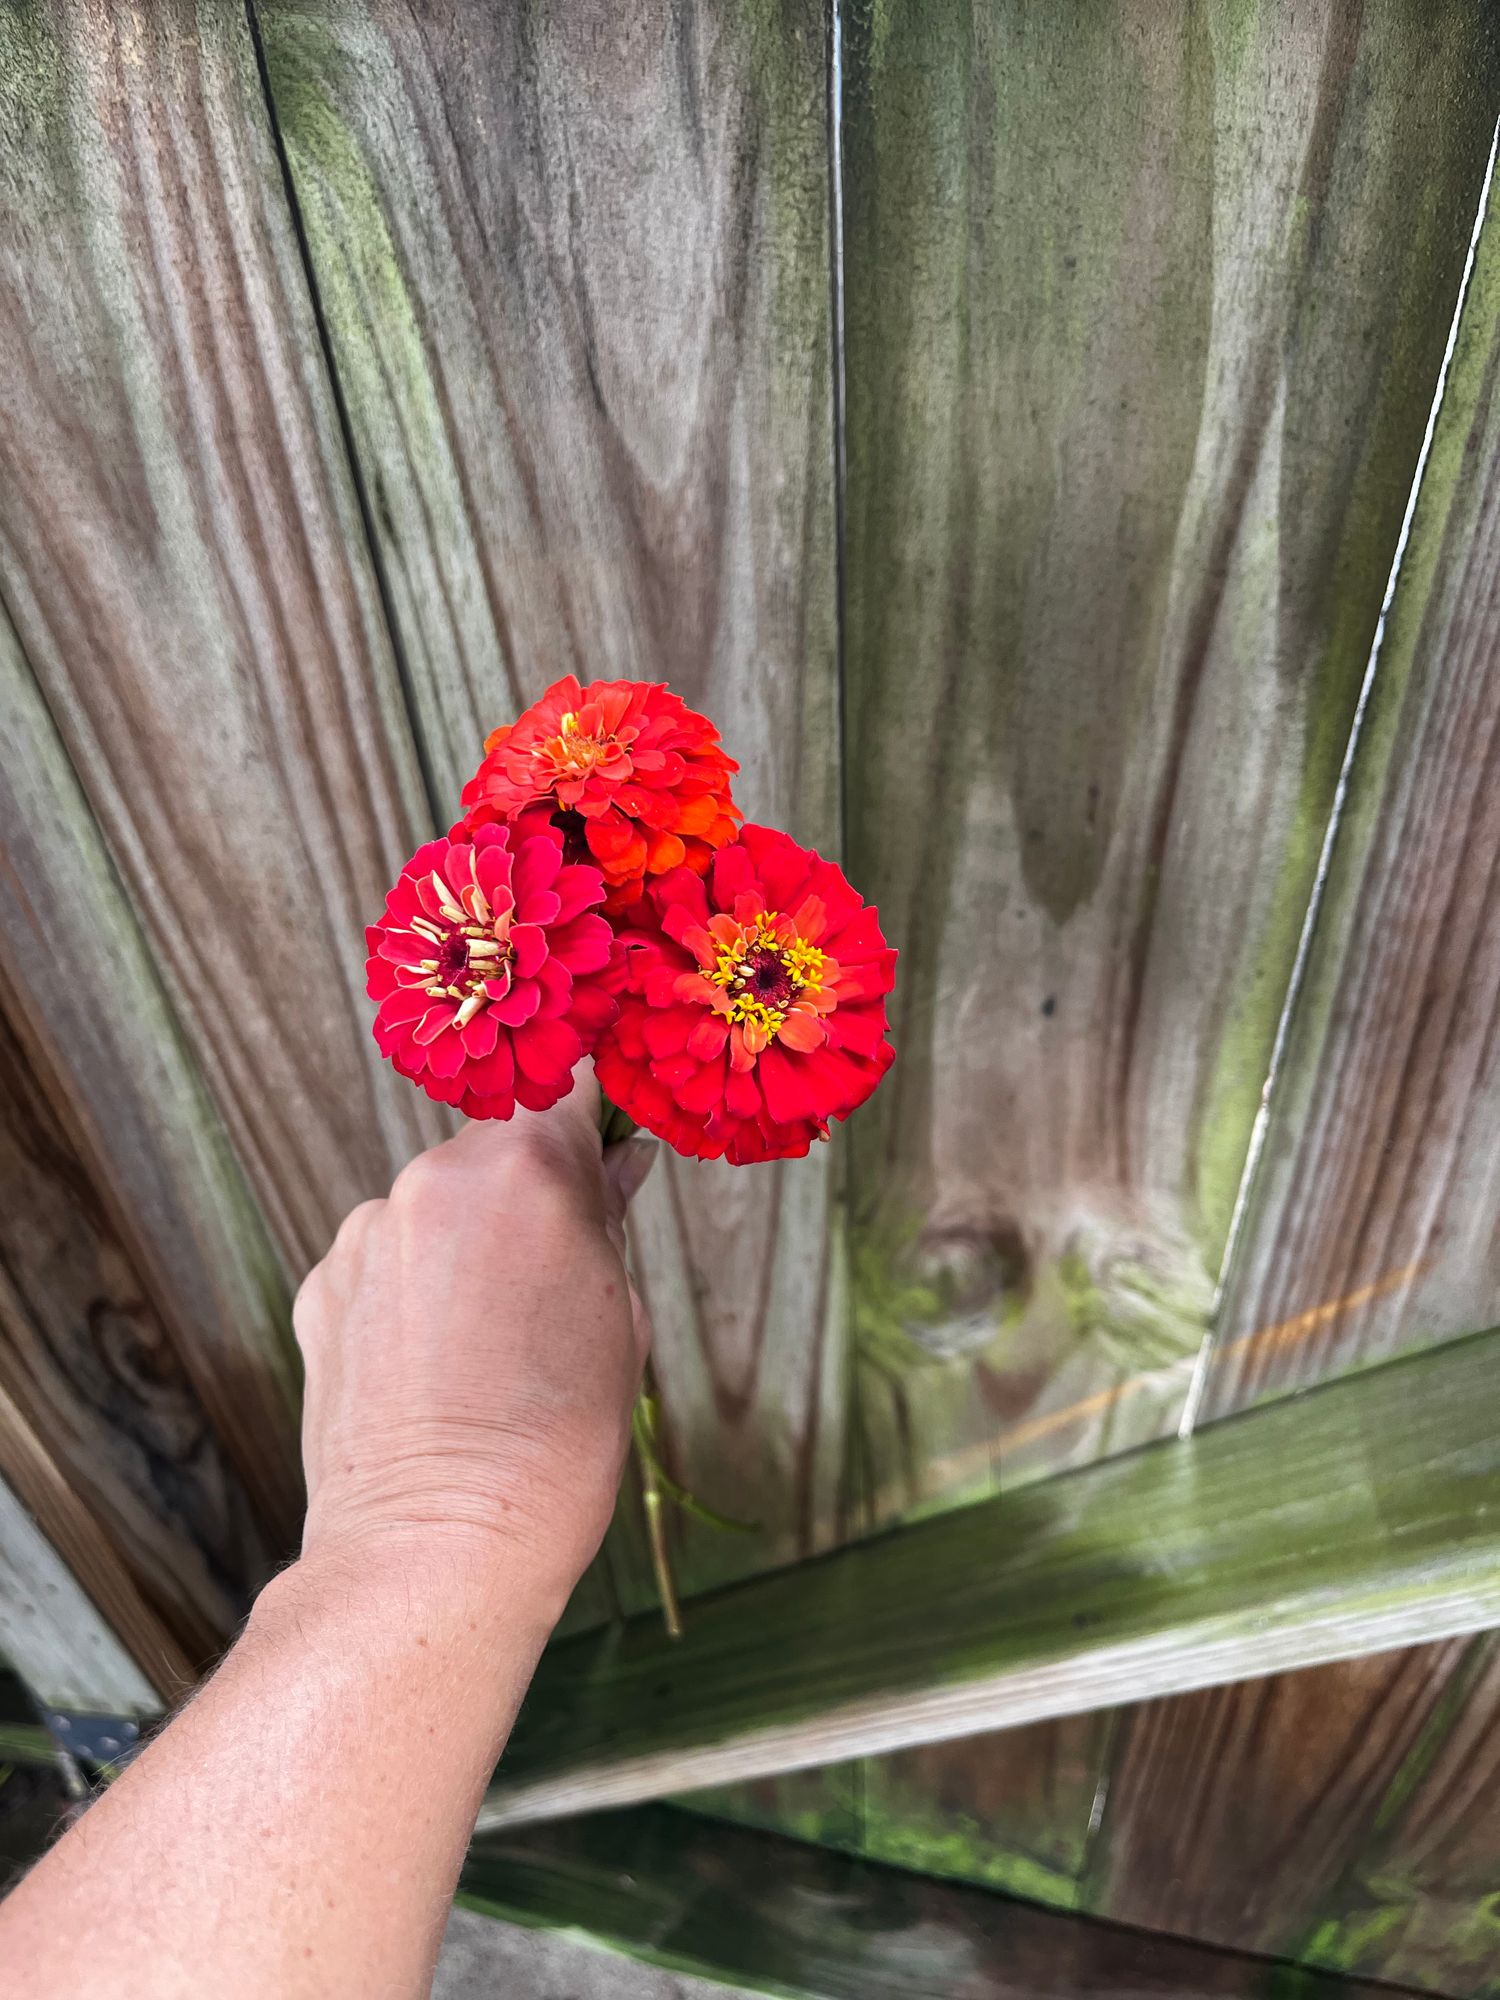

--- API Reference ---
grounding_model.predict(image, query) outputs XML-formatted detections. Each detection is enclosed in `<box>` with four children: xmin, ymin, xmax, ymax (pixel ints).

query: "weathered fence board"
<box><xmin>0</xmin><ymin>983</ymin><xmax>259</xmax><ymax>1685</ymax></box>
<box><xmin>687</xmin><ymin>1636</ymin><xmax>1500</xmax><ymax>2000</ymax></box>
<box><xmin>1204</xmin><ymin>140</ymin><xmax>1500</xmax><ymax>1423</ymax></box>
<box><xmin>857</xmin><ymin>1719</ymin><xmax>1115</xmax><ymax>1910</ymax></box>
<box><xmin>0</xmin><ymin>1474</ymin><xmax>159</xmax><ymax>1719</ymax></box>
<box><xmin>688</xmin><ymin>1725</ymin><xmax>1116</xmax><ymax>1913</ymax></box>
<box><xmin>1297</xmin><ymin>1635</ymin><xmax>1500</xmax><ymax>1997</ymax></box>
<box><xmin>462</xmin><ymin>1805</ymin><xmax>1420</xmax><ymax>2000</ymax></box>
<box><xmin>0</xmin><ymin>0</ymin><xmax>444</xmax><ymax>1305</ymax></box>
<box><xmin>1</xmin><ymin>4</ymin><xmax>1497</xmax><ymax>1981</ymax></box>
<box><xmin>255</xmin><ymin>0</ymin><xmax>844</xmax><ymax>1600</ymax></box>
<box><xmin>1085</xmin><ymin>1639</ymin><xmax>1480</xmax><ymax>1959</ymax></box>
<box><xmin>840</xmin><ymin>0</ymin><xmax>1500</xmax><ymax>1524</ymax></box>
<box><xmin>479</xmin><ymin>1326</ymin><xmax>1500</xmax><ymax>1828</ymax></box>
<box><xmin>0</xmin><ymin>605</ymin><xmax>300</xmax><ymax>1550</ymax></box>
<box><xmin>686</xmin><ymin>1721</ymin><xmax>1116</xmax><ymax>1913</ymax></box>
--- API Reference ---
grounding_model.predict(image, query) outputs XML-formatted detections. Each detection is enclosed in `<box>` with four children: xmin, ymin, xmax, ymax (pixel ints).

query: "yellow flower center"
<box><xmin>536</xmin><ymin>709</ymin><xmax>617</xmax><ymax>781</ymax></box>
<box><xmin>710</xmin><ymin>913</ymin><xmax>827</xmax><ymax>1037</ymax></box>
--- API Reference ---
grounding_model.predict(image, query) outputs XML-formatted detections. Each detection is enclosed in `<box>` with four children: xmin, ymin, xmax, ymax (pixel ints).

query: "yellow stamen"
<box><xmin>706</xmin><ymin>910</ymin><xmax>830</xmax><ymax>1042</ymax></box>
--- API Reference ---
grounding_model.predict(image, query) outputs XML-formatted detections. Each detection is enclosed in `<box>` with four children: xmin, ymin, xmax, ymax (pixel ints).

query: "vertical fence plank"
<box><xmin>0</xmin><ymin>604</ymin><xmax>301</xmax><ymax>1549</ymax></box>
<box><xmin>1296</xmin><ymin>1637</ymin><xmax>1500</xmax><ymax>1997</ymax></box>
<box><xmin>0</xmin><ymin>1473</ymin><xmax>160</xmax><ymax>1718</ymax></box>
<box><xmin>0</xmin><ymin>0</ymin><xmax>445</xmax><ymax>1310</ymax></box>
<box><xmin>855</xmin><ymin>1722</ymin><xmax>1114</xmax><ymax>1911</ymax></box>
<box><xmin>805</xmin><ymin>1637</ymin><xmax>1500</xmax><ymax>1999</ymax></box>
<box><xmin>840</xmin><ymin>0</ymin><xmax>1500</xmax><ymax>1523</ymax></box>
<box><xmin>255</xmin><ymin>0</ymin><xmax>842</xmax><ymax>1599</ymax></box>
<box><xmin>1084</xmin><ymin>1641</ymin><xmax>1478</xmax><ymax>1960</ymax></box>
<box><xmin>1204</xmin><ymin>166</ymin><xmax>1500</xmax><ymax>1423</ymax></box>
<box><xmin>686</xmin><ymin>1725</ymin><xmax>1116</xmax><ymax>1915</ymax></box>
<box><xmin>0</xmin><ymin>974</ymin><xmax>267</xmax><ymax>1679</ymax></box>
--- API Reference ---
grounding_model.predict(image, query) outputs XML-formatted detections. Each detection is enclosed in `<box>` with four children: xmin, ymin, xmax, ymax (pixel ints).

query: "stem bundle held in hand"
<box><xmin>366</xmin><ymin>676</ymin><xmax>897</xmax><ymax>1628</ymax></box>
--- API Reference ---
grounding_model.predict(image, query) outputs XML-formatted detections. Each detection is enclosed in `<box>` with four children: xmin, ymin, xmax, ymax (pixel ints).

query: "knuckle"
<box><xmin>390</xmin><ymin>1150</ymin><xmax>451</xmax><ymax>1208</ymax></box>
<box><xmin>291</xmin><ymin>1268</ymin><xmax>324</xmax><ymax>1349</ymax></box>
<box><xmin>346</xmin><ymin>1195</ymin><xmax>386</xmax><ymax>1232</ymax></box>
<box><xmin>332</xmin><ymin>1196</ymin><xmax>384</xmax><ymax>1254</ymax></box>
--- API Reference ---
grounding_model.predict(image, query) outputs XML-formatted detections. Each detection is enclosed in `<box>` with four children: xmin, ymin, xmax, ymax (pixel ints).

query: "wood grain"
<box><xmin>677</xmin><ymin>1761</ymin><xmax>865</xmax><ymax>1855</ymax></box>
<box><xmin>686</xmin><ymin>1720</ymin><xmax>1116</xmax><ymax>1914</ymax></box>
<box><xmin>479</xmin><ymin>1326</ymin><xmax>1500</xmax><ymax>1828</ymax></box>
<box><xmin>463</xmin><ymin>1804</ymin><xmax>1422</xmax><ymax>1999</ymax></box>
<box><xmin>840</xmin><ymin>0</ymin><xmax>1500</xmax><ymax>1522</ymax></box>
<box><xmin>1205</xmin><ymin>126</ymin><xmax>1500</xmax><ymax>1423</ymax></box>
<box><xmin>1086</xmin><ymin>1640</ymin><xmax>1478</xmax><ymax>1960</ymax></box>
<box><xmin>255</xmin><ymin>0</ymin><xmax>843</xmax><ymax>1599</ymax></box>
<box><xmin>0</xmin><ymin>595</ymin><xmax>301</xmax><ymax>1545</ymax></box>
<box><xmin>0</xmin><ymin>1472</ymin><xmax>159</xmax><ymax>1717</ymax></box>
<box><xmin>770</xmin><ymin>1641</ymin><xmax>1500</xmax><ymax>1999</ymax></box>
<box><xmin>0</xmin><ymin>0</ymin><xmax>445</xmax><ymax>1303</ymax></box>
<box><xmin>0</xmin><ymin>1373</ymin><xmax>194</xmax><ymax>1699</ymax></box>
<box><xmin>857</xmin><ymin>1719</ymin><xmax>1115</xmax><ymax>1911</ymax></box>
<box><xmin>1297</xmin><ymin>1635</ymin><xmax>1500</xmax><ymax>1998</ymax></box>
<box><xmin>0</xmin><ymin>975</ymin><xmax>266</xmax><ymax>1682</ymax></box>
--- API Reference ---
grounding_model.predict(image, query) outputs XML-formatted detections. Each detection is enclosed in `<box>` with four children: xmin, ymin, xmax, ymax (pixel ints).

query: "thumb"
<box><xmin>602</xmin><ymin>1136</ymin><xmax>659</xmax><ymax>1242</ymax></box>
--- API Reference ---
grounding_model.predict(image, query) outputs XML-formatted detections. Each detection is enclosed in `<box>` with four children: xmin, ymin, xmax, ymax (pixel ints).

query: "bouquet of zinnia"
<box><xmin>366</xmin><ymin>676</ymin><xmax>896</xmax><ymax>1627</ymax></box>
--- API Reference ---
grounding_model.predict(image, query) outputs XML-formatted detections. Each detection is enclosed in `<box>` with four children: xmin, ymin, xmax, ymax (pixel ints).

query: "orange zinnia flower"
<box><xmin>460</xmin><ymin>675</ymin><xmax>740</xmax><ymax>911</ymax></box>
<box><xmin>595</xmin><ymin>825</ymin><xmax>896</xmax><ymax>1164</ymax></box>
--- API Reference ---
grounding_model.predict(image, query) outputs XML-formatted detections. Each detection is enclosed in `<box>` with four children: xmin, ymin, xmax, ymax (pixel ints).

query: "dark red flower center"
<box><xmin>416</xmin><ymin>917</ymin><xmax>512</xmax><ymax>1012</ymax></box>
<box><xmin>436</xmin><ymin>931</ymin><xmax>472</xmax><ymax>986</ymax></box>
<box><xmin>737</xmin><ymin>944</ymin><xmax>796</xmax><ymax>1010</ymax></box>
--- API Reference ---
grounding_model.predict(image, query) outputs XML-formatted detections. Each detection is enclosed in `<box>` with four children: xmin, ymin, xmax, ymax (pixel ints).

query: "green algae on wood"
<box><xmin>1288</xmin><ymin>1635</ymin><xmax>1500</xmax><ymax>1998</ymax></box>
<box><xmin>478</xmin><ymin>1324</ymin><xmax>1500</xmax><ymax>1829</ymax></box>
<box><xmin>254</xmin><ymin>0</ymin><xmax>845</xmax><ymax>1611</ymax></box>
<box><xmin>462</xmin><ymin>1802</ymin><xmax>1415</xmax><ymax>2000</ymax></box>
<box><xmin>840</xmin><ymin>0</ymin><xmax>1500</xmax><ymax>1523</ymax></box>
<box><xmin>0</xmin><ymin>0</ymin><xmax>446</xmax><ymax>1283</ymax></box>
<box><xmin>1205</xmin><ymin>93</ymin><xmax>1500</xmax><ymax>1425</ymax></box>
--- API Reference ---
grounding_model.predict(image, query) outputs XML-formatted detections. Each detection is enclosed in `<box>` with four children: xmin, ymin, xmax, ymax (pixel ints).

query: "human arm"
<box><xmin>0</xmin><ymin>1074</ymin><xmax>653</xmax><ymax>2000</ymax></box>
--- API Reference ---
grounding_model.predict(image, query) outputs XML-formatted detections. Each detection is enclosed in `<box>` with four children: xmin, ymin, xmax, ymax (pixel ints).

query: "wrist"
<box><xmin>296</xmin><ymin>1497</ymin><xmax>586</xmax><ymax>1622</ymax></box>
<box><xmin>250</xmin><ymin>1526</ymin><xmax>567</xmax><ymax>1705</ymax></box>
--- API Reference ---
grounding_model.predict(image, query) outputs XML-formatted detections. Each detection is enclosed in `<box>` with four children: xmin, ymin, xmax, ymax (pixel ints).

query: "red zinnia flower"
<box><xmin>596</xmin><ymin>825</ymin><xmax>896</xmax><ymax>1164</ymax></box>
<box><xmin>366</xmin><ymin>823</ymin><xmax>616</xmax><ymax>1120</ymax></box>
<box><xmin>460</xmin><ymin>675</ymin><xmax>740</xmax><ymax>909</ymax></box>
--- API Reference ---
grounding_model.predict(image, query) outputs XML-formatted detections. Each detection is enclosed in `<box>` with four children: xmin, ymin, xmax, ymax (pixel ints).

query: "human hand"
<box><xmin>292</xmin><ymin>1067</ymin><xmax>655</xmax><ymax>1617</ymax></box>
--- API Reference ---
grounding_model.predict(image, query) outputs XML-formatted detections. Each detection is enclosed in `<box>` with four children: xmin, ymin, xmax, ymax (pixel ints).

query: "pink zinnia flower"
<box><xmin>366</xmin><ymin>823</ymin><xmax>616</xmax><ymax>1119</ymax></box>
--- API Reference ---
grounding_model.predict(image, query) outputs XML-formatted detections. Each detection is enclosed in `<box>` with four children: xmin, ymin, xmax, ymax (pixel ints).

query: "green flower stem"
<box><xmin>632</xmin><ymin>1390</ymin><xmax>683</xmax><ymax>1641</ymax></box>
<box><xmin>598</xmin><ymin>1095</ymin><xmax>639</xmax><ymax>1148</ymax></box>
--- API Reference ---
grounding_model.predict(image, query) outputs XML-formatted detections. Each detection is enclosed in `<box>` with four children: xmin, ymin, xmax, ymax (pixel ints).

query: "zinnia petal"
<box><xmin>594</xmin><ymin>823</ymin><xmax>895</xmax><ymax>1161</ymax></box>
<box><xmin>461</xmin><ymin>675</ymin><xmax>740</xmax><ymax>899</ymax></box>
<box><xmin>366</xmin><ymin>822</ymin><xmax>612</xmax><ymax>1122</ymax></box>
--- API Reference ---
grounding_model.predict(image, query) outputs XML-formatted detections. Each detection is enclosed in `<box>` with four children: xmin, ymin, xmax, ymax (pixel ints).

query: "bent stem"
<box><xmin>632</xmin><ymin>1391</ymin><xmax>682</xmax><ymax>1641</ymax></box>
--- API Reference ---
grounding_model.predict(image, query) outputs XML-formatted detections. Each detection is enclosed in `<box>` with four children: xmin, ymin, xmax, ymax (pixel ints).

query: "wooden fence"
<box><xmin>2</xmin><ymin>3</ymin><xmax>1500</xmax><ymax>1995</ymax></box>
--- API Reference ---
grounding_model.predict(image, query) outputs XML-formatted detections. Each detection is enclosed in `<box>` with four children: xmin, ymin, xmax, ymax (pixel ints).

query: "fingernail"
<box><xmin>607</xmin><ymin>1135</ymin><xmax>659</xmax><ymax>1208</ymax></box>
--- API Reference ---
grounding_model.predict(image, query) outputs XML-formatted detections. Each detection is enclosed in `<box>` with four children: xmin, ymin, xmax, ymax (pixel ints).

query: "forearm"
<box><xmin>1</xmin><ymin>1535</ymin><xmax>560</xmax><ymax>2000</ymax></box>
